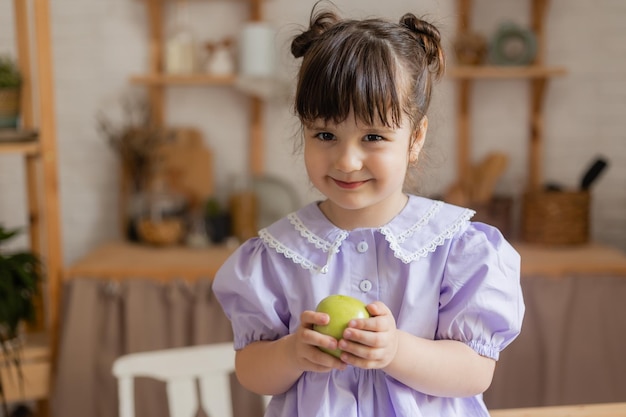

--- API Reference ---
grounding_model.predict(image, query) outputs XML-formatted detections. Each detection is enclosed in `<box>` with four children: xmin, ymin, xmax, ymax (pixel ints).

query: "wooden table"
<box><xmin>490</xmin><ymin>402</ymin><xmax>626</xmax><ymax>417</ymax></box>
<box><xmin>64</xmin><ymin>241</ymin><xmax>236</xmax><ymax>282</ymax></box>
<box><xmin>67</xmin><ymin>241</ymin><xmax>626</xmax><ymax>282</ymax></box>
<box><xmin>515</xmin><ymin>242</ymin><xmax>626</xmax><ymax>278</ymax></box>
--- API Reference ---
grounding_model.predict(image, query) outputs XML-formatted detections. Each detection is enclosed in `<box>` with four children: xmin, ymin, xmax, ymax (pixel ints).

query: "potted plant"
<box><xmin>0</xmin><ymin>224</ymin><xmax>42</xmax><ymax>415</ymax></box>
<box><xmin>0</xmin><ymin>55</ymin><xmax>23</xmax><ymax>129</ymax></box>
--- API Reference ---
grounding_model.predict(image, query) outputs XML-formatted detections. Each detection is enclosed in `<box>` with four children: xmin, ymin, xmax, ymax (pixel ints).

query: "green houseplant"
<box><xmin>0</xmin><ymin>55</ymin><xmax>23</xmax><ymax>129</ymax></box>
<box><xmin>0</xmin><ymin>224</ymin><xmax>42</xmax><ymax>414</ymax></box>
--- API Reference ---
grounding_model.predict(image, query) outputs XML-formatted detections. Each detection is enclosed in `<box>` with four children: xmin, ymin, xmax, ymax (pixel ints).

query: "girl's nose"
<box><xmin>334</xmin><ymin>143</ymin><xmax>363</xmax><ymax>173</ymax></box>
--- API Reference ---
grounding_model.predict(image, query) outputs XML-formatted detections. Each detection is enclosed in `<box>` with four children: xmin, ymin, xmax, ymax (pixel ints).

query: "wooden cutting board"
<box><xmin>154</xmin><ymin>127</ymin><xmax>213</xmax><ymax>208</ymax></box>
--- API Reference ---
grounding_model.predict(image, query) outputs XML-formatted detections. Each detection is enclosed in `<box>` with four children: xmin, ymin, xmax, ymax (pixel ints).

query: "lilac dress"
<box><xmin>212</xmin><ymin>195</ymin><xmax>524</xmax><ymax>417</ymax></box>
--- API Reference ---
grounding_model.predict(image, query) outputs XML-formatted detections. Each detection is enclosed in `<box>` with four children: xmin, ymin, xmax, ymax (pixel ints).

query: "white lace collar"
<box><xmin>258</xmin><ymin>195</ymin><xmax>475</xmax><ymax>274</ymax></box>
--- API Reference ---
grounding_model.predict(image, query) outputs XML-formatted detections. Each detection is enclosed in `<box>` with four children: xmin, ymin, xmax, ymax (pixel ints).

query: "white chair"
<box><xmin>112</xmin><ymin>342</ymin><xmax>238</xmax><ymax>417</ymax></box>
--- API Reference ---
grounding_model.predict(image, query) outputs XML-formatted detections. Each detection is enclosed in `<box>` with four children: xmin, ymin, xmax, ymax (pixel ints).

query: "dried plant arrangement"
<box><xmin>96</xmin><ymin>93</ymin><xmax>173</xmax><ymax>192</ymax></box>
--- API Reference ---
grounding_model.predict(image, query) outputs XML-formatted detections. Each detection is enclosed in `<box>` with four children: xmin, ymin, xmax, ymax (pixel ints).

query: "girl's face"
<box><xmin>303</xmin><ymin>110</ymin><xmax>426</xmax><ymax>229</ymax></box>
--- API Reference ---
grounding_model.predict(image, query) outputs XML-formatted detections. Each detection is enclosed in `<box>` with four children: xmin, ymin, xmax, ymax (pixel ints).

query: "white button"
<box><xmin>359</xmin><ymin>279</ymin><xmax>372</xmax><ymax>292</ymax></box>
<box><xmin>357</xmin><ymin>241</ymin><xmax>368</xmax><ymax>253</ymax></box>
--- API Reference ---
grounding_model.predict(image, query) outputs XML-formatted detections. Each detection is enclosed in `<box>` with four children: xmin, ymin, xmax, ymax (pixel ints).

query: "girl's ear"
<box><xmin>409</xmin><ymin>116</ymin><xmax>428</xmax><ymax>163</ymax></box>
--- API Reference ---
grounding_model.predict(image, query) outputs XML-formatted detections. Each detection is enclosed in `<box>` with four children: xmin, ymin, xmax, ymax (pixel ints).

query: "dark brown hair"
<box><xmin>291</xmin><ymin>5</ymin><xmax>445</xmax><ymax>131</ymax></box>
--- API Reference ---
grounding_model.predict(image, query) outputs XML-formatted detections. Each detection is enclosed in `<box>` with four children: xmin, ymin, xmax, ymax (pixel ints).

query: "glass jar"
<box><xmin>136</xmin><ymin>180</ymin><xmax>188</xmax><ymax>246</ymax></box>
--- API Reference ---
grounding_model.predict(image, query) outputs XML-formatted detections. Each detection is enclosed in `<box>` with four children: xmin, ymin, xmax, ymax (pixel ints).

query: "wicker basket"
<box><xmin>521</xmin><ymin>190</ymin><xmax>590</xmax><ymax>245</ymax></box>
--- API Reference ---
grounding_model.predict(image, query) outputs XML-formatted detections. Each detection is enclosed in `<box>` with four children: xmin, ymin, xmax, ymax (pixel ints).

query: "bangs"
<box><xmin>295</xmin><ymin>23</ymin><xmax>405</xmax><ymax>128</ymax></box>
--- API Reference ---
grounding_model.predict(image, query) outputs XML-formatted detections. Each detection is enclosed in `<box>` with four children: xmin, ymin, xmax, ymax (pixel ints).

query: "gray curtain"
<box><xmin>484</xmin><ymin>275</ymin><xmax>626</xmax><ymax>409</ymax></box>
<box><xmin>51</xmin><ymin>278</ymin><xmax>264</xmax><ymax>417</ymax></box>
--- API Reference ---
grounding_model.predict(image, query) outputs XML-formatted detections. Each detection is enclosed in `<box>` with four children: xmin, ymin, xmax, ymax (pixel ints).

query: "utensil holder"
<box><xmin>472</xmin><ymin>195</ymin><xmax>514</xmax><ymax>240</ymax></box>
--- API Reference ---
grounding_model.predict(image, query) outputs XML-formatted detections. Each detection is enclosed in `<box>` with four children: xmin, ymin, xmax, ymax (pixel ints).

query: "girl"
<box><xmin>213</xmin><ymin>5</ymin><xmax>524</xmax><ymax>417</ymax></box>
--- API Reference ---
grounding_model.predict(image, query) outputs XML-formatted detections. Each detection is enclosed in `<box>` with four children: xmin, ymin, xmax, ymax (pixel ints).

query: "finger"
<box><xmin>342</xmin><ymin>327</ymin><xmax>383</xmax><ymax>348</ymax></box>
<box><xmin>347</xmin><ymin>315</ymin><xmax>387</xmax><ymax>332</ymax></box>
<box><xmin>345</xmin><ymin>301</ymin><xmax>390</xmax><ymax>329</ymax></box>
<box><xmin>306</xmin><ymin>330</ymin><xmax>339</xmax><ymax>352</ymax></box>
<box><xmin>301</xmin><ymin>310</ymin><xmax>330</xmax><ymax>327</ymax></box>
<box><xmin>303</xmin><ymin>354</ymin><xmax>340</xmax><ymax>373</ymax></box>
<box><xmin>303</xmin><ymin>341</ymin><xmax>347</xmax><ymax>371</ymax></box>
<box><xmin>296</xmin><ymin>333</ymin><xmax>346</xmax><ymax>372</ymax></box>
<box><xmin>315</xmin><ymin>349</ymin><xmax>348</xmax><ymax>370</ymax></box>
<box><xmin>340</xmin><ymin>353</ymin><xmax>379</xmax><ymax>370</ymax></box>
<box><xmin>366</xmin><ymin>301</ymin><xmax>391</xmax><ymax>317</ymax></box>
<box><xmin>337</xmin><ymin>339</ymin><xmax>381</xmax><ymax>367</ymax></box>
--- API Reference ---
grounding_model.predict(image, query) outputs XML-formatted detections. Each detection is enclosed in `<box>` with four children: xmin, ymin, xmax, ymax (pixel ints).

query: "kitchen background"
<box><xmin>1</xmin><ymin>0</ymin><xmax>625</xmax><ymax>266</ymax></box>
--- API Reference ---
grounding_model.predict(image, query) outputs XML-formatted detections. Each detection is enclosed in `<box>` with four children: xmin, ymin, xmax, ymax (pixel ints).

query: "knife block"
<box><xmin>471</xmin><ymin>195</ymin><xmax>514</xmax><ymax>240</ymax></box>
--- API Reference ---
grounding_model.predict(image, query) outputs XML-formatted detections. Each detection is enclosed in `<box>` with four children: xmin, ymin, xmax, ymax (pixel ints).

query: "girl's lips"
<box><xmin>333</xmin><ymin>178</ymin><xmax>368</xmax><ymax>189</ymax></box>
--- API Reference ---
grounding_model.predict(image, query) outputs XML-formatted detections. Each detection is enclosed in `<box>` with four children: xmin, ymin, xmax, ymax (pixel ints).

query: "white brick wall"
<box><xmin>1</xmin><ymin>0</ymin><xmax>625</xmax><ymax>265</ymax></box>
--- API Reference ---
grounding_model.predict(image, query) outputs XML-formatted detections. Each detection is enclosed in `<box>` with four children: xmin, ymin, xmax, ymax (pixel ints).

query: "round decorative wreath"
<box><xmin>489</xmin><ymin>22</ymin><xmax>537</xmax><ymax>66</ymax></box>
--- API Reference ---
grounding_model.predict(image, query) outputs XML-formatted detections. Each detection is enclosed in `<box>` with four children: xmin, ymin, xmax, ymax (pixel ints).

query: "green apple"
<box><xmin>313</xmin><ymin>294</ymin><xmax>370</xmax><ymax>358</ymax></box>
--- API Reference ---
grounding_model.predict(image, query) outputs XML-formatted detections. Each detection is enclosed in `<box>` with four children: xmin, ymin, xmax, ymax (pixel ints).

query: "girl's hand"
<box><xmin>291</xmin><ymin>310</ymin><xmax>347</xmax><ymax>373</ymax></box>
<box><xmin>337</xmin><ymin>301</ymin><xmax>399</xmax><ymax>369</ymax></box>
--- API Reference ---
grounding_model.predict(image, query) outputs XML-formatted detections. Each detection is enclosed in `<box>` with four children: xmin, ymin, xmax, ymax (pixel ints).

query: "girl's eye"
<box><xmin>315</xmin><ymin>132</ymin><xmax>335</xmax><ymax>141</ymax></box>
<box><xmin>364</xmin><ymin>134</ymin><xmax>384</xmax><ymax>142</ymax></box>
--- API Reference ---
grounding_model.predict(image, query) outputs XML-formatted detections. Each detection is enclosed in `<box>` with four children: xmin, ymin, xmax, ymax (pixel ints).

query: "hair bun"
<box><xmin>400</xmin><ymin>13</ymin><xmax>445</xmax><ymax>79</ymax></box>
<box><xmin>291</xmin><ymin>10</ymin><xmax>340</xmax><ymax>58</ymax></box>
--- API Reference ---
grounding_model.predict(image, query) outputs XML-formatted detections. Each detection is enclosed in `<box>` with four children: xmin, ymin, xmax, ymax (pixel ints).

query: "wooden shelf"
<box><xmin>0</xmin><ymin>141</ymin><xmax>40</xmax><ymax>155</ymax></box>
<box><xmin>0</xmin><ymin>129</ymin><xmax>40</xmax><ymax>154</ymax></box>
<box><xmin>448</xmin><ymin>65</ymin><xmax>567</xmax><ymax>79</ymax></box>
<box><xmin>2</xmin><ymin>0</ymin><xmax>62</xmax><ymax>412</ymax></box>
<box><xmin>130</xmin><ymin>73</ymin><xmax>238</xmax><ymax>86</ymax></box>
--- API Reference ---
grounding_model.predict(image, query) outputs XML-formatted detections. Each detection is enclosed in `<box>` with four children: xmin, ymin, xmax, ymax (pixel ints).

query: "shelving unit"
<box><xmin>451</xmin><ymin>0</ymin><xmax>566</xmax><ymax>191</ymax></box>
<box><xmin>133</xmin><ymin>0</ymin><xmax>266</xmax><ymax>176</ymax></box>
<box><xmin>1</xmin><ymin>0</ymin><xmax>63</xmax><ymax>414</ymax></box>
<box><xmin>65</xmin><ymin>1</ymin><xmax>268</xmax><ymax>280</ymax></box>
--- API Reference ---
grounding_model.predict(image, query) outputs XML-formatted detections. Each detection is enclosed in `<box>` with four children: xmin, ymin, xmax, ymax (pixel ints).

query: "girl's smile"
<box><xmin>331</xmin><ymin>178</ymin><xmax>371</xmax><ymax>190</ymax></box>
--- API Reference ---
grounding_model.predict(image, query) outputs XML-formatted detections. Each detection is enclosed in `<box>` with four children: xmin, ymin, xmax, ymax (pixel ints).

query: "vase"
<box><xmin>205</xmin><ymin>212</ymin><xmax>231</xmax><ymax>244</ymax></box>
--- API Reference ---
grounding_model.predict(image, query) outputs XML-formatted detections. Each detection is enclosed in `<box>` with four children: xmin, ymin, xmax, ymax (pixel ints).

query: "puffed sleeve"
<box><xmin>437</xmin><ymin>222</ymin><xmax>524</xmax><ymax>360</ymax></box>
<box><xmin>212</xmin><ymin>238</ymin><xmax>290</xmax><ymax>350</ymax></box>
